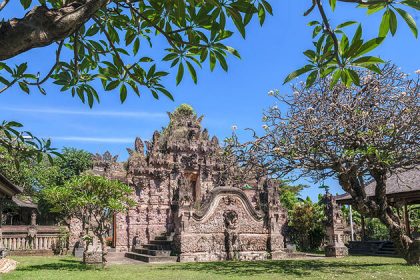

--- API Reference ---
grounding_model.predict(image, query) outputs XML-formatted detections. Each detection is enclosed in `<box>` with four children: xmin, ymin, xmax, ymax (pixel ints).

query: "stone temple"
<box><xmin>70</xmin><ymin>105</ymin><xmax>288</xmax><ymax>262</ymax></box>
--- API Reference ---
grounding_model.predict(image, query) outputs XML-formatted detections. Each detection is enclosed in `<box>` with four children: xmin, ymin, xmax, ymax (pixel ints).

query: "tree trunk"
<box><xmin>338</xmin><ymin>171</ymin><xmax>419</xmax><ymax>265</ymax></box>
<box><xmin>82</xmin><ymin>221</ymin><xmax>89</xmax><ymax>264</ymax></box>
<box><xmin>371</xmin><ymin>171</ymin><xmax>419</xmax><ymax>265</ymax></box>
<box><xmin>379</xmin><ymin>211</ymin><xmax>419</xmax><ymax>265</ymax></box>
<box><xmin>98</xmin><ymin>235</ymin><xmax>108</xmax><ymax>265</ymax></box>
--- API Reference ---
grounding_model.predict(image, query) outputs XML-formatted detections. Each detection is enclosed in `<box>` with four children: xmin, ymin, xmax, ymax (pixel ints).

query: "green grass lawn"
<box><xmin>2</xmin><ymin>255</ymin><xmax>419</xmax><ymax>280</ymax></box>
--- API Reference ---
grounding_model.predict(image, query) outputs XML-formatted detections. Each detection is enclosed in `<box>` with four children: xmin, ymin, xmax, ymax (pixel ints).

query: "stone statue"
<box><xmin>30</xmin><ymin>210</ymin><xmax>37</xmax><ymax>226</ymax></box>
<box><xmin>223</xmin><ymin>210</ymin><xmax>239</xmax><ymax>260</ymax></box>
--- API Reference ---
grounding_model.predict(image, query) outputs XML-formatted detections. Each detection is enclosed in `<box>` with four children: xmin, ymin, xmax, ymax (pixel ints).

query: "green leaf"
<box><xmin>106</xmin><ymin>80</ymin><xmax>120</xmax><ymax>91</ymax></box>
<box><xmin>347</xmin><ymin>69</ymin><xmax>360</xmax><ymax>86</ymax></box>
<box><xmin>186</xmin><ymin>61</ymin><xmax>197</xmax><ymax>84</ymax></box>
<box><xmin>356</xmin><ymin>37</ymin><xmax>384</xmax><ymax>56</ymax></box>
<box><xmin>176</xmin><ymin>63</ymin><xmax>184</xmax><ymax>85</ymax></box>
<box><xmin>283</xmin><ymin>64</ymin><xmax>315</xmax><ymax>84</ymax></box>
<box><xmin>86</xmin><ymin>25</ymin><xmax>99</xmax><ymax>37</ymax></box>
<box><xmin>389</xmin><ymin>9</ymin><xmax>398</xmax><ymax>36</ymax></box>
<box><xmin>227</xmin><ymin>7</ymin><xmax>245</xmax><ymax>38</ymax></box>
<box><xmin>262</xmin><ymin>0</ymin><xmax>273</xmax><ymax>15</ymax></box>
<box><xmin>379</xmin><ymin>10</ymin><xmax>390</xmax><ymax>37</ymax></box>
<box><xmin>157</xmin><ymin>87</ymin><xmax>174</xmax><ymax>101</ymax></box>
<box><xmin>395</xmin><ymin>8</ymin><xmax>418</xmax><ymax>38</ymax></box>
<box><xmin>366</xmin><ymin>4</ymin><xmax>386</xmax><ymax>15</ymax></box>
<box><xmin>18</xmin><ymin>81</ymin><xmax>30</xmax><ymax>94</ymax></box>
<box><xmin>209</xmin><ymin>52</ymin><xmax>216</xmax><ymax>71</ymax></box>
<box><xmin>336</xmin><ymin>21</ymin><xmax>357</xmax><ymax>29</ymax></box>
<box><xmin>226</xmin><ymin>46</ymin><xmax>241</xmax><ymax>59</ymax></box>
<box><xmin>20</xmin><ymin>0</ymin><xmax>32</xmax><ymax>9</ymax></box>
<box><xmin>120</xmin><ymin>84</ymin><xmax>127</xmax><ymax>103</ymax></box>
<box><xmin>133</xmin><ymin>38</ymin><xmax>140</xmax><ymax>55</ymax></box>
<box><xmin>308</xmin><ymin>21</ymin><xmax>320</xmax><ymax>26</ymax></box>
<box><xmin>331</xmin><ymin>70</ymin><xmax>342</xmax><ymax>87</ymax></box>
<box><xmin>329</xmin><ymin>0</ymin><xmax>337</xmax><ymax>11</ymax></box>
<box><xmin>401</xmin><ymin>0</ymin><xmax>420</xmax><ymax>11</ymax></box>
<box><xmin>305</xmin><ymin>70</ymin><xmax>318</xmax><ymax>88</ymax></box>
<box><xmin>352</xmin><ymin>56</ymin><xmax>384</xmax><ymax>65</ymax></box>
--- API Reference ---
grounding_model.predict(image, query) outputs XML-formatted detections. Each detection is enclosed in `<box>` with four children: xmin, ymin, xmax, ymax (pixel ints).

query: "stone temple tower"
<box><xmin>71</xmin><ymin>104</ymin><xmax>288</xmax><ymax>262</ymax></box>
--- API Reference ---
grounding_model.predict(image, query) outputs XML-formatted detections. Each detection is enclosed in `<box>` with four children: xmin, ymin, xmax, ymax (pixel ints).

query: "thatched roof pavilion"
<box><xmin>334</xmin><ymin>168</ymin><xmax>419</xmax><ymax>239</ymax></box>
<box><xmin>335</xmin><ymin>168</ymin><xmax>420</xmax><ymax>205</ymax></box>
<box><xmin>0</xmin><ymin>173</ymin><xmax>22</xmax><ymax>199</ymax></box>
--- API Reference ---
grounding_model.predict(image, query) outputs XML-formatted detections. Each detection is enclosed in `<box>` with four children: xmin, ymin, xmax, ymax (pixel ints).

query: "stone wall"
<box><xmin>173</xmin><ymin>186</ymin><xmax>286</xmax><ymax>262</ymax></box>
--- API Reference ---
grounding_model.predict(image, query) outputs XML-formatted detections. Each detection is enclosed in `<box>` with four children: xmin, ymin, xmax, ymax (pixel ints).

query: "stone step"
<box><xmin>125</xmin><ymin>252</ymin><xmax>177</xmax><ymax>263</ymax></box>
<box><xmin>379</xmin><ymin>248</ymin><xmax>396</xmax><ymax>252</ymax></box>
<box><xmin>155</xmin><ymin>235</ymin><xmax>170</xmax><ymax>241</ymax></box>
<box><xmin>142</xmin><ymin>243</ymin><xmax>172</xmax><ymax>251</ymax></box>
<box><xmin>134</xmin><ymin>248</ymin><xmax>172</xmax><ymax>256</ymax></box>
<box><xmin>150</xmin><ymin>240</ymin><xmax>172</xmax><ymax>245</ymax></box>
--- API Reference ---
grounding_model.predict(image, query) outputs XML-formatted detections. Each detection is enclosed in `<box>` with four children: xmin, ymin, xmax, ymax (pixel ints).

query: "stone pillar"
<box><xmin>265</xmin><ymin>180</ymin><xmax>287</xmax><ymax>260</ymax></box>
<box><xmin>323</xmin><ymin>193</ymin><xmax>348</xmax><ymax>257</ymax></box>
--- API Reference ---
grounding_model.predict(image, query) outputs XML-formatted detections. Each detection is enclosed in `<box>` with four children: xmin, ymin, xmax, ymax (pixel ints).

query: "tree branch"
<box><xmin>315</xmin><ymin>0</ymin><xmax>343</xmax><ymax>67</ymax></box>
<box><xmin>0</xmin><ymin>0</ymin><xmax>108</xmax><ymax>61</ymax></box>
<box><xmin>26</xmin><ymin>41</ymin><xmax>64</xmax><ymax>86</ymax></box>
<box><xmin>0</xmin><ymin>0</ymin><xmax>9</xmax><ymax>12</ymax></box>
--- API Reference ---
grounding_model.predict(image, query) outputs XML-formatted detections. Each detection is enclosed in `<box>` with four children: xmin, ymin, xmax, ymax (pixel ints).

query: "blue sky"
<box><xmin>1</xmin><ymin>2</ymin><xmax>419</xmax><ymax>200</ymax></box>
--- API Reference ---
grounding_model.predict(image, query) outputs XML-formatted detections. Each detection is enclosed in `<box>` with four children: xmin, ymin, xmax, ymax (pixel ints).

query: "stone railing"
<box><xmin>0</xmin><ymin>225</ymin><xmax>65</xmax><ymax>254</ymax></box>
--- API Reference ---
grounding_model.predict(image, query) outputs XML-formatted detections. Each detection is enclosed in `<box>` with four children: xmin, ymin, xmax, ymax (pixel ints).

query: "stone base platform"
<box><xmin>325</xmin><ymin>245</ymin><xmax>348</xmax><ymax>257</ymax></box>
<box><xmin>0</xmin><ymin>258</ymin><xmax>17</xmax><ymax>274</ymax></box>
<box><xmin>7</xmin><ymin>250</ymin><xmax>54</xmax><ymax>256</ymax></box>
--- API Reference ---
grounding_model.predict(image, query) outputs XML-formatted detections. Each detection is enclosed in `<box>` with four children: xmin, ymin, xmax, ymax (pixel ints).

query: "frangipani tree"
<box><xmin>230</xmin><ymin>64</ymin><xmax>420</xmax><ymax>264</ymax></box>
<box><xmin>43</xmin><ymin>174</ymin><xmax>136</xmax><ymax>264</ymax></box>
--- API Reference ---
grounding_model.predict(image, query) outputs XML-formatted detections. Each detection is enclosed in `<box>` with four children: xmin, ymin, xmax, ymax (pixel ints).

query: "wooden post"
<box><xmin>349</xmin><ymin>205</ymin><xmax>355</xmax><ymax>241</ymax></box>
<box><xmin>404</xmin><ymin>201</ymin><xmax>411</xmax><ymax>238</ymax></box>
<box><xmin>112</xmin><ymin>213</ymin><xmax>117</xmax><ymax>248</ymax></box>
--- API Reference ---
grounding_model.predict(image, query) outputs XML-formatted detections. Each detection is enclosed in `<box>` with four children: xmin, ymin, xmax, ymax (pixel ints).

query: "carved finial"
<box><xmin>211</xmin><ymin>136</ymin><xmax>219</xmax><ymax>146</ymax></box>
<box><xmin>153</xmin><ymin>130</ymin><xmax>160</xmax><ymax>144</ymax></box>
<box><xmin>126</xmin><ymin>148</ymin><xmax>134</xmax><ymax>156</ymax></box>
<box><xmin>202</xmin><ymin>128</ymin><xmax>209</xmax><ymax>140</ymax></box>
<box><xmin>103</xmin><ymin>151</ymin><xmax>112</xmax><ymax>161</ymax></box>
<box><xmin>135</xmin><ymin>137</ymin><xmax>144</xmax><ymax>153</ymax></box>
<box><xmin>145</xmin><ymin>141</ymin><xmax>152</xmax><ymax>153</ymax></box>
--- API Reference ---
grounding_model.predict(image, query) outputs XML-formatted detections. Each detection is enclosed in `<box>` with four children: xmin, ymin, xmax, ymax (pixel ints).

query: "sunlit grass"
<box><xmin>2</xmin><ymin>255</ymin><xmax>419</xmax><ymax>280</ymax></box>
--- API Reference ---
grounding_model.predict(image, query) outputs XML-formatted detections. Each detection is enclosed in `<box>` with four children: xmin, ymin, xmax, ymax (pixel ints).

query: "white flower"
<box><xmin>363</xmin><ymin>74</ymin><xmax>372</xmax><ymax>83</ymax></box>
<box><xmin>262</xmin><ymin>124</ymin><xmax>269</xmax><ymax>130</ymax></box>
<box><xmin>231</xmin><ymin>125</ymin><xmax>237</xmax><ymax>131</ymax></box>
<box><xmin>415</xmin><ymin>69</ymin><xmax>420</xmax><ymax>75</ymax></box>
<box><xmin>268</xmin><ymin>90</ymin><xmax>275</xmax><ymax>96</ymax></box>
<box><xmin>272</xmin><ymin>105</ymin><xmax>278</xmax><ymax>110</ymax></box>
<box><xmin>306</xmin><ymin>107</ymin><xmax>314</xmax><ymax>112</ymax></box>
<box><xmin>401</xmin><ymin>91</ymin><xmax>407</xmax><ymax>96</ymax></box>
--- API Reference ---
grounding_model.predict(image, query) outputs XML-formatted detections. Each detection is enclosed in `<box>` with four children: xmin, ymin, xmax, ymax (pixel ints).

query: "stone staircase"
<box><xmin>375</xmin><ymin>241</ymin><xmax>397</xmax><ymax>256</ymax></box>
<box><xmin>125</xmin><ymin>233</ymin><xmax>178</xmax><ymax>263</ymax></box>
<box><xmin>348</xmin><ymin>241</ymin><xmax>398</xmax><ymax>257</ymax></box>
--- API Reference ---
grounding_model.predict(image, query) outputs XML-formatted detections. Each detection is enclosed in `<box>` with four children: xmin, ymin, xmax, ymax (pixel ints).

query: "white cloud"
<box><xmin>1</xmin><ymin>107</ymin><xmax>166</xmax><ymax>119</ymax></box>
<box><xmin>50</xmin><ymin>136</ymin><xmax>134</xmax><ymax>143</ymax></box>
